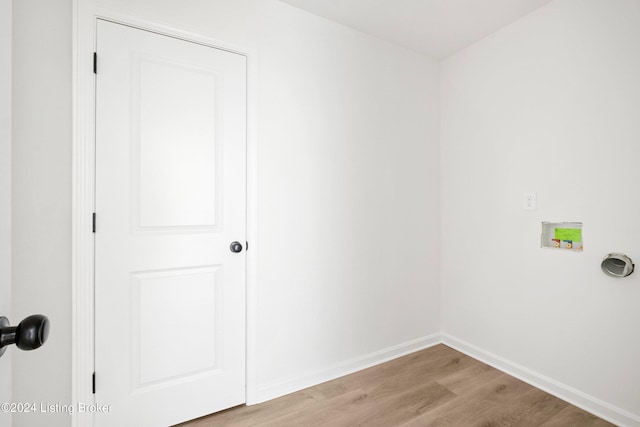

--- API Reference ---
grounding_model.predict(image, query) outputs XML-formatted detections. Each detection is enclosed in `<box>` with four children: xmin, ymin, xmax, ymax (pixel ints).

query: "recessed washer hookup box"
<box><xmin>541</xmin><ymin>222</ymin><xmax>583</xmax><ymax>251</ymax></box>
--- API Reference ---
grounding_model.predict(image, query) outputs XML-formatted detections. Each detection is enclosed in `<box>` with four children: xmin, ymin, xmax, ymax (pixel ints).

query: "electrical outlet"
<box><xmin>523</xmin><ymin>192</ymin><xmax>537</xmax><ymax>211</ymax></box>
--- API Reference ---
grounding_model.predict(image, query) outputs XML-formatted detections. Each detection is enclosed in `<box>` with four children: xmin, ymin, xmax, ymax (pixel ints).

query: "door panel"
<box><xmin>133</xmin><ymin>266</ymin><xmax>220</xmax><ymax>387</ymax></box>
<box><xmin>135</xmin><ymin>55</ymin><xmax>220</xmax><ymax>229</ymax></box>
<box><xmin>95</xmin><ymin>20</ymin><xmax>246</xmax><ymax>427</ymax></box>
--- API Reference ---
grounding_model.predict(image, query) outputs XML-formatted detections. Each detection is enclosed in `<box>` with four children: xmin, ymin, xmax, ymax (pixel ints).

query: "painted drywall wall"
<box><xmin>441</xmin><ymin>0</ymin><xmax>640</xmax><ymax>422</ymax></box>
<box><xmin>13</xmin><ymin>0</ymin><xmax>440</xmax><ymax>425</ymax></box>
<box><xmin>12</xmin><ymin>0</ymin><xmax>73</xmax><ymax>426</ymax></box>
<box><xmin>1</xmin><ymin>0</ymin><xmax>12</xmax><ymax>424</ymax></box>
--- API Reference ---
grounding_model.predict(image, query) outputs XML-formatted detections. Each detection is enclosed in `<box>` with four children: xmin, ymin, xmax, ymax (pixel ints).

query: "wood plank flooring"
<box><xmin>176</xmin><ymin>344</ymin><xmax>615</xmax><ymax>427</ymax></box>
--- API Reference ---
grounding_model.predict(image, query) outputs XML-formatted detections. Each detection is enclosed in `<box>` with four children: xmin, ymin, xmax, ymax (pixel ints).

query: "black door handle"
<box><xmin>230</xmin><ymin>241</ymin><xmax>243</xmax><ymax>253</ymax></box>
<box><xmin>0</xmin><ymin>314</ymin><xmax>50</xmax><ymax>358</ymax></box>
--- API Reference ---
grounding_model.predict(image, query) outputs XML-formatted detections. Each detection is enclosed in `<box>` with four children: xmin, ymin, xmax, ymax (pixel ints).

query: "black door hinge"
<box><xmin>92</xmin><ymin>372</ymin><xmax>96</xmax><ymax>394</ymax></box>
<box><xmin>92</xmin><ymin>213</ymin><xmax>96</xmax><ymax>233</ymax></box>
<box><xmin>93</xmin><ymin>52</ymin><xmax>97</xmax><ymax>74</ymax></box>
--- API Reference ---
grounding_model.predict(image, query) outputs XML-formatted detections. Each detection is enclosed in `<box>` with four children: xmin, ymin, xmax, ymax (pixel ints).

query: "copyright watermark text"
<box><xmin>1</xmin><ymin>402</ymin><xmax>111</xmax><ymax>415</ymax></box>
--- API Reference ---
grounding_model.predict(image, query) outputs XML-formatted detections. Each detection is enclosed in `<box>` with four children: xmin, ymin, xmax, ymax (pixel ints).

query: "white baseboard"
<box><xmin>442</xmin><ymin>334</ymin><xmax>640</xmax><ymax>427</ymax></box>
<box><xmin>254</xmin><ymin>333</ymin><xmax>441</xmax><ymax>404</ymax></box>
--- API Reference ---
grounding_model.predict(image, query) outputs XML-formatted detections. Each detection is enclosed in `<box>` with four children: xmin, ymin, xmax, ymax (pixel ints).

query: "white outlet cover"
<box><xmin>523</xmin><ymin>192</ymin><xmax>537</xmax><ymax>211</ymax></box>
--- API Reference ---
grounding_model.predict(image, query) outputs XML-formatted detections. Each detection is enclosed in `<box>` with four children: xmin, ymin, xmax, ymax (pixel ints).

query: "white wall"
<box><xmin>12</xmin><ymin>0</ymin><xmax>73</xmax><ymax>426</ymax></box>
<box><xmin>441</xmin><ymin>0</ymin><xmax>640</xmax><ymax>423</ymax></box>
<box><xmin>13</xmin><ymin>0</ymin><xmax>441</xmax><ymax>425</ymax></box>
<box><xmin>1</xmin><ymin>0</ymin><xmax>12</xmax><ymax>425</ymax></box>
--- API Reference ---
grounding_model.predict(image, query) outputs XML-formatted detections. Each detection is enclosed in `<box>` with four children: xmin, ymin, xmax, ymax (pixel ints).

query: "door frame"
<box><xmin>71</xmin><ymin>4</ymin><xmax>259</xmax><ymax>426</ymax></box>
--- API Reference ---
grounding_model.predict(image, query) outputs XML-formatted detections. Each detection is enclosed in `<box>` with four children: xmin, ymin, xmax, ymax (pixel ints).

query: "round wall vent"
<box><xmin>601</xmin><ymin>253</ymin><xmax>634</xmax><ymax>278</ymax></box>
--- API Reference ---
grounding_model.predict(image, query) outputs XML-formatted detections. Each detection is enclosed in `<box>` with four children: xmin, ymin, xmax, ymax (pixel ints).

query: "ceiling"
<box><xmin>279</xmin><ymin>0</ymin><xmax>555</xmax><ymax>58</ymax></box>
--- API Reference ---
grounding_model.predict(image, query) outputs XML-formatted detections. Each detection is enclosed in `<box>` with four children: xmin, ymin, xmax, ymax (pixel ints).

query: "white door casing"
<box><xmin>0</xmin><ymin>0</ymin><xmax>12</xmax><ymax>419</ymax></box>
<box><xmin>94</xmin><ymin>20</ymin><xmax>247</xmax><ymax>426</ymax></box>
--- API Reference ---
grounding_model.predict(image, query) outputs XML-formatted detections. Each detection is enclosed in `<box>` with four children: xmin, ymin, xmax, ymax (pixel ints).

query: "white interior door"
<box><xmin>95</xmin><ymin>20</ymin><xmax>247</xmax><ymax>427</ymax></box>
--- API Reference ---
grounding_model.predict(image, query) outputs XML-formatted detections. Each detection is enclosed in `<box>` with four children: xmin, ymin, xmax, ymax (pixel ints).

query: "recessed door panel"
<box><xmin>134</xmin><ymin>56</ymin><xmax>220</xmax><ymax>230</ymax></box>
<box><xmin>132</xmin><ymin>266</ymin><xmax>220</xmax><ymax>388</ymax></box>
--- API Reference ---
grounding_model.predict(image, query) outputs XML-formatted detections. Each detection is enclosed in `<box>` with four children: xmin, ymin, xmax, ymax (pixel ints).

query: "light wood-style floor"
<box><xmin>177</xmin><ymin>344</ymin><xmax>615</xmax><ymax>427</ymax></box>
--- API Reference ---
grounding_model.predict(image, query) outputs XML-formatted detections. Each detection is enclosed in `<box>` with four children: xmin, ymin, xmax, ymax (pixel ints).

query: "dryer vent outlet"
<box><xmin>601</xmin><ymin>253</ymin><xmax>634</xmax><ymax>278</ymax></box>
